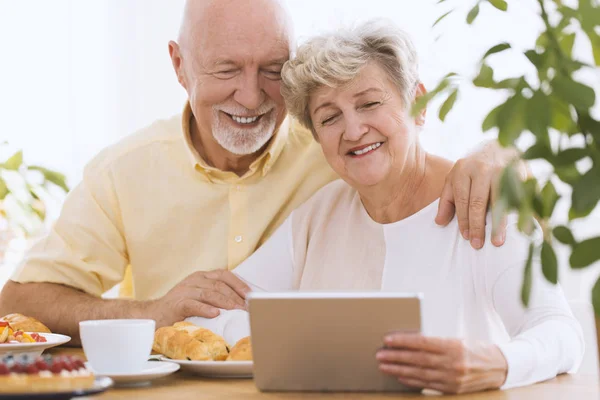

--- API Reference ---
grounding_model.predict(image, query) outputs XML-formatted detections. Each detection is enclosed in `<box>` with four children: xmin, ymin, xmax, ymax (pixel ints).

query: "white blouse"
<box><xmin>206</xmin><ymin>180</ymin><xmax>584</xmax><ymax>389</ymax></box>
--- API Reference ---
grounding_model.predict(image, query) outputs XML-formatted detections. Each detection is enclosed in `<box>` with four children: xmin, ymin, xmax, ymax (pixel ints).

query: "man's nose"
<box><xmin>233</xmin><ymin>73</ymin><xmax>265</xmax><ymax>111</ymax></box>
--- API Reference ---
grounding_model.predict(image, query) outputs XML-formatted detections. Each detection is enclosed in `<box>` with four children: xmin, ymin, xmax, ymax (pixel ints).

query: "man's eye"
<box><xmin>215</xmin><ymin>70</ymin><xmax>239</xmax><ymax>78</ymax></box>
<box><xmin>263</xmin><ymin>70</ymin><xmax>282</xmax><ymax>80</ymax></box>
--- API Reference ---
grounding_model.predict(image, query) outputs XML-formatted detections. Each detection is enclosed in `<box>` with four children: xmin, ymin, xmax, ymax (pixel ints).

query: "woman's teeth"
<box><xmin>231</xmin><ymin>115</ymin><xmax>260</xmax><ymax>124</ymax></box>
<box><xmin>351</xmin><ymin>142</ymin><xmax>382</xmax><ymax>156</ymax></box>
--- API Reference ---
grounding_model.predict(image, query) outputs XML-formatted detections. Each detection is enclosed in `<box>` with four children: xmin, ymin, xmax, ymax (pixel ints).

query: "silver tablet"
<box><xmin>247</xmin><ymin>292</ymin><xmax>422</xmax><ymax>392</ymax></box>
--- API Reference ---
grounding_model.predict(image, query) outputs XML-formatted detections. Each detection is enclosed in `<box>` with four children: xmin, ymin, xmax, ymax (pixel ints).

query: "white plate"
<box><xmin>0</xmin><ymin>333</ymin><xmax>71</xmax><ymax>358</ymax></box>
<box><xmin>158</xmin><ymin>356</ymin><xmax>252</xmax><ymax>378</ymax></box>
<box><xmin>86</xmin><ymin>361</ymin><xmax>180</xmax><ymax>387</ymax></box>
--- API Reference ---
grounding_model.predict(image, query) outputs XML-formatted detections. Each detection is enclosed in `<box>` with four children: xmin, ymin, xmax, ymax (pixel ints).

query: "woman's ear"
<box><xmin>414</xmin><ymin>82</ymin><xmax>427</xmax><ymax>126</ymax></box>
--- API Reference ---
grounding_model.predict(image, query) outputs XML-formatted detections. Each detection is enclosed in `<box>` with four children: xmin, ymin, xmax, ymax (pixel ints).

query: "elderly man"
<box><xmin>0</xmin><ymin>0</ymin><xmax>515</xmax><ymax>342</ymax></box>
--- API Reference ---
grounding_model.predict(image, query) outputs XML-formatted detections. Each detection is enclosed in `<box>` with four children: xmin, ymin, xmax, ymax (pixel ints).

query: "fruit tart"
<box><xmin>0</xmin><ymin>320</ymin><xmax>47</xmax><ymax>344</ymax></box>
<box><xmin>0</xmin><ymin>354</ymin><xmax>95</xmax><ymax>393</ymax></box>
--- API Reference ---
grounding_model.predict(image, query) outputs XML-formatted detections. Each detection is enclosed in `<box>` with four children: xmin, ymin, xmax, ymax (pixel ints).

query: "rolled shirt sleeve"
<box><xmin>11</xmin><ymin>156</ymin><xmax>129</xmax><ymax>297</ymax></box>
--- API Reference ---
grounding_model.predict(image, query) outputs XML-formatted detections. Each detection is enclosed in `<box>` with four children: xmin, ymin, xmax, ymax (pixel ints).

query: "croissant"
<box><xmin>172</xmin><ymin>322</ymin><xmax>229</xmax><ymax>361</ymax></box>
<box><xmin>226</xmin><ymin>336</ymin><xmax>252</xmax><ymax>361</ymax></box>
<box><xmin>0</xmin><ymin>314</ymin><xmax>51</xmax><ymax>333</ymax></box>
<box><xmin>153</xmin><ymin>327</ymin><xmax>212</xmax><ymax>361</ymax></box>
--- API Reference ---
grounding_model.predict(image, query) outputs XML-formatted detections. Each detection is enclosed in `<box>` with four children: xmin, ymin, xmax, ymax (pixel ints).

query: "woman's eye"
<box><xmin>362</xmin><ymin>101</ymin><xmax>381</xmax><ymax>109</ymax></box>
<box><xmin>321</xmin><ymin>115</ymin><xmax>338</xmax><ymax>126</ymax></box>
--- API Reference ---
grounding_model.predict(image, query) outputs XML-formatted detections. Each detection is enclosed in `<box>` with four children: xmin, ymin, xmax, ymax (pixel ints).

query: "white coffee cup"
<box><xmin>79</xmin><ymin>319</ymin><xmax>155</xmax><ymax>374</ymax></box>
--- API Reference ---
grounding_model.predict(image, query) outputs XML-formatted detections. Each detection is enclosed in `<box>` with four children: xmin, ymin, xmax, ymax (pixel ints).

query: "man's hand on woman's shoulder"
<box><xmin>435</xmin><ymin>140</ymin><xmax>525</xmax><ymax>250</ymax></box>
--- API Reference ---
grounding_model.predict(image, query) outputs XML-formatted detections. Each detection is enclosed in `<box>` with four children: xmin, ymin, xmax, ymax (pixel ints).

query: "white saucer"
<box><xmin>86</xmin><ymin>361</ymin><xmax>180</xmax><ymax>387</ymax></box>
<box><xmin>0</xmin><ymin>333</ymin><xmax>71</xmax><ymax>358</ymax></box>
<box><xmin>158</xmin><ymin>356</ymin><xmax>253</xmax><ymax>378</ymax></box>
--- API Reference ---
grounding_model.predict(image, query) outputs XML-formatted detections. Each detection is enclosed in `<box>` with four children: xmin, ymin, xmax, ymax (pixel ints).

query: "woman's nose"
<box><xmin>343</xmin><ymin>113</ymin><xmax>369</xmax><ymax>142</ymax></box>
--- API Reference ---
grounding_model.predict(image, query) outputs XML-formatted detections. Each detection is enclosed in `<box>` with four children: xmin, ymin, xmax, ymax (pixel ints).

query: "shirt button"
<box><xmin>236</xmin><ymin>185</ymin><xmax>242</xmax><ymax>191</ymax></box>
<box><xmin>234</xmin><ymin>235</ymin><xmax>243</xmax><ymax>243</ymax></box>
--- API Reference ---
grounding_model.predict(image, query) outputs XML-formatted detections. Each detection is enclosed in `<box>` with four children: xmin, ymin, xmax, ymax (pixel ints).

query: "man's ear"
<box><xmin>168</xmin><ymin>41</ymin><xmax>188</xmax><ymax>90</ymax></box>
<box><xmin>414</xmin><ymin>82</ymin><xmax>427</xmax><ymax>126</ymax></box>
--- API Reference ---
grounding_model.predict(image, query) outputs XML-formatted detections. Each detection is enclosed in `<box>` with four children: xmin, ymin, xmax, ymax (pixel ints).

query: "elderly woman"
<box><xmin>191</xmin><ymin>20</ymin><xmax>584</xmax><ymax>394</ymax></box>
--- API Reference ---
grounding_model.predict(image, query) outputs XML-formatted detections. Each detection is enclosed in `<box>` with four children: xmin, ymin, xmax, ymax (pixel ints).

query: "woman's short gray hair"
<box><xmin>281</xmin><ymin>19</ymin><xmax>420</xmax><ymax>134</ymax></box>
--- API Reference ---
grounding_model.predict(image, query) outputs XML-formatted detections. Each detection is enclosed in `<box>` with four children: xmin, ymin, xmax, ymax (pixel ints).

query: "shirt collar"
<box><xmin>181</xmin><ymin>102</ymin><xmax>290</xmax><ymax>182</ymax></box>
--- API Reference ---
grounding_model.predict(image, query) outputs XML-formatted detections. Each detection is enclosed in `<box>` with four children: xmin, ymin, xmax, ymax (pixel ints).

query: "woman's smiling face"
<box><xmin>309</xmin><ymin>62</ymin><xmax>425</xmax><ymax>188</ymax></box>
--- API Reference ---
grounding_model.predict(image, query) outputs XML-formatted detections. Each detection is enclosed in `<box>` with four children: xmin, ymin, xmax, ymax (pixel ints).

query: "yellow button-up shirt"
<box><xmin>12</xmin><ymin>103</ymin><xmax>337</xmax><ymax>300</ymax></box>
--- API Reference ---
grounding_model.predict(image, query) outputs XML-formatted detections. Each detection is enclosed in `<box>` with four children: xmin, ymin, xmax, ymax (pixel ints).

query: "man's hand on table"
<box><xmin>152</xmin><ymin>270</ymin><xmax>250</xmax><ymax>327</ymax></box>
<box><xmin>376</xmin><ymin>333</ymin><xmax>508</xmax><ymax>394</ymax></box>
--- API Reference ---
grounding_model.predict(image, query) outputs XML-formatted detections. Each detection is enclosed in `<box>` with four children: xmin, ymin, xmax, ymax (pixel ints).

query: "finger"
<box><xmin>376</xmin><ymin>349</ymin><xmax>445</xmax><ymax>369</ymax></box>
<box><xmin>467</xmin><ymin>174</ymin><xmax>491</xmax><ymax>250</ymax></box>
<box><xmin>182</xmin><ymin>299</ymin><xmax>220</xmax><ymax>318</ymax></box>
<box><xmin>452</xmin><ymin>174</ymin><xmax>471</xmax><ymax>240</ymax></box>
<box><xmin>435</xmin><ymin>179</ymin><xmax>455</xmax><ymax>226</ymax></box>
<box><xmin>396</xmin><ymin>376</ymin><xmax>455</xmax><ymax>394</ymax></box>
<box><xmin>206</xmin><ymin>270</ymin><xmax>251</xmax><ymax>299</ymax></box>
<box><xmin>378</xmin><ymin>363</ymin><xmax>447</xmax><ymax>383</ymax></box>
<box><xmin>191</xmin><ymin>279</ymin><xmax>245</xmax><ymax>308</ymax></box>
<box><xmin>197</xmin><ymin>288</ymin><xmax>242</xmax><ymax>310</ymax></box>
<box><xmin>384</xmin><ymin>333</ymin><xmax>450</xmax><ymax>354</ymax></box>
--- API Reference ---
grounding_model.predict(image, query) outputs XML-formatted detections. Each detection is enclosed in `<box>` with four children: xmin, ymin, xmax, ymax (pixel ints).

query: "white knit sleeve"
<box><xmin>484</xmin><ymin>223</ymin><xmax>585</xmax><ymax>389</ymax></box>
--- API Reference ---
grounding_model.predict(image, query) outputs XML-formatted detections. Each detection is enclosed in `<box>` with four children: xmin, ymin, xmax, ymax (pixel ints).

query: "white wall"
<box><xmin>0</xmin><ymin>0</ymin><xmax>599</xmax><ymax>300</ymax></box>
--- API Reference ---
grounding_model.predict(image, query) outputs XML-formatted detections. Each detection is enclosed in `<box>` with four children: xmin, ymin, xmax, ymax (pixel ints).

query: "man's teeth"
<box><xmin>231</xmin><ymin>115</ymin><xmax>259</xmax><ymax>124</ymax></box>
<box><xmin>351</xmin><ymin>142</ymin><xmax>382</xmax><ymax>156</ymax></box>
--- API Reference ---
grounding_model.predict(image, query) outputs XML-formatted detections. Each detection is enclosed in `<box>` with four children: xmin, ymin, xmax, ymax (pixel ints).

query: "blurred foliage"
<box><xmin>0</xmin><ymin>143</ymin><xmax>69</xmax><ymax>237</ymax></box>
<box><xmin>421</xmin><ymin>0</ymin><xmax>600</xmax><ymax>315</ymax></box>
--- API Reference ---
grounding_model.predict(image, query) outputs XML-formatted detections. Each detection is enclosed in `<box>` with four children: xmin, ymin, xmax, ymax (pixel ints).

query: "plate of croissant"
<box><xmin>153</xmin><ymin>322</ymin><xmax>252</xmax><ymax>378</ymax></box>
<box><xmin>0</xmin><ymin>313</ymin><xmax>71</xmax><ymax>357</ymax></box>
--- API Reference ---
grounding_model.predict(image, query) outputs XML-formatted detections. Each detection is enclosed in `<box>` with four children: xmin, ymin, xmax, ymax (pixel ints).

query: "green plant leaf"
<box><xmin>553</xmin><ymin>148</ymin><xmax>589</xmax><ymax>167</ymax></box>
<box><xmin>522</xmin><ymin>243</ymin><xmax>535</xmax><ymax>306</ymax></box>
<box><xmin>559</xmin><ymin>32</ymin><xmax>577</xmax><ymax>57</ymax></box>
<box><xmin>482</xmin><ymin>43</ymin><xmax>511</xmax><ymax>60</ymax></box>
<box><xmin>473</xmin><ymin>64</ymin><xmax>495</xmax><ymax>88</ymax></box>
<box><xmin>541</xmin><ymin>241</ymin><xmax>558</xmax><ymax>284</ymax></box>
<box><xmin>525</xmin><ymin>49</ymin><xmax>545</xmax><ymax>68</ymax></box>
<box><xmin>549</xmin><ymin>97</ymin><xmax>575</xmax><ymax>133</ymax></box>
<box><xmin>518</xmin><ymin>203</ymin><xmax>536</xmax><ymax>235</ymax></box>
<box><xmin>433</xmin><ymin>10</ymin><xmax>453</xmax><ymax>28</ymax></box>
<box><xmin>556</xmin><ymin>164</ymin><xmax>581</xmax><ymax>185</ymax></box>
<box><xmin>0</xmin><ymin>178</ymin><xmax>8</xmax><ymax>200</ymax></box>
<box><xmin>500</xmin><ymin>165</ymin><xmax>524</xmax><ymax>208</ymax></box>
<box><xmin>467</xmin><ymin>4</ymin><xmax>480</xmax><ymax>24</ymax></box>
<box><xmin>592</xmin><ymin>277</ymin><xmax>600</xmax><ymax>318</ymax></box>
<box><xmin>497</xmin><ymin>95</ymin><xmax>526</xmax><ymax>146</ymax></box>
<box><xmin>552</xmin><ymin>76</ymin><xmax>596</xmax><ymax>110</ymax></box>
<box><xmin>488</xmin><ymin>0</ymin><xmax>508</xmax><ymax>11</ymax></box>
<box><xmin>438</xmin><ymin>88</ymin><xmax>459</xmax><ymax>121</ymax></box>
<box><xmin>526</xmin><ymin>91</ymin><xmax>551</xmax><ymax>138</ymax></box>
<box><xmin>579</xmin><ymin>113</ymin><xmax>600</xmax><ymax>142</ymax></box>
<box><xmin>3</xmin><ymin>150</ymin><xmax>23</xmax><ymax>170</ymax></box>
<box><xmin>570</xmin><ymin>236</ymin><xmax>600</xmax><ymax>268</ymax></box>
<box><xmin>540</xmin><ymin>181</ymin><xmax>560</xmax><ymax>218</ymax></box>
<box><xmin>482</xmin><ymin>104</ymin><xmax>502</xmax><ymax>132</ymax></box>
<box><xmin>495</xmin><ymin>78</ymin><xmax>522</xmax><ymax>89</ymax></box>
<box><xmin>554</xmin><ymin>225</ymin><xmax>576</xmax><ymax>246</ymax></box>
<box><xmin>523</xmin><ymin>143</ymin><xmax>553</xmax><ymax>161</ymax></box>
<box><xmin>28</xmin><ymin>166</ymin><xmax>69</xmax><ymax>193</ymax></box>
<box><xmin>571</xmin><ymin>165</ymin><xmax>600</xmax><ymax>213</ymax></box>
